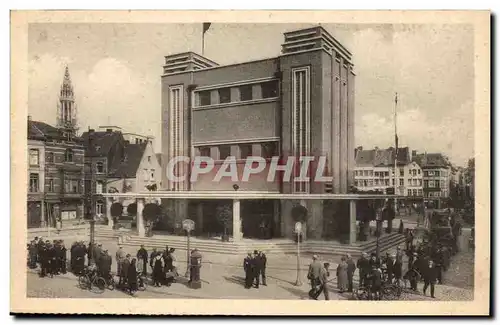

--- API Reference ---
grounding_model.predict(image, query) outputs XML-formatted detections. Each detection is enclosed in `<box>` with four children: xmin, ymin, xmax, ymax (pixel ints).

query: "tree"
<box><xmin>143</xmin><ymin>203</ymin><xmax>161</xmax><ymax>223</ymax></box>
<box><xmin>127</xmin><ymin>203</ymin><xmax>137</xmax><ymax>216</ymax></box>
<box><xmin>110</xmin><ymin>202</ymin><xmax>123</xmax><ymax>218</ymax></box>
<box><xmin>216</xmin><ymin>204</ymin><xmax>232</xmax><ymax>241</ymax></box>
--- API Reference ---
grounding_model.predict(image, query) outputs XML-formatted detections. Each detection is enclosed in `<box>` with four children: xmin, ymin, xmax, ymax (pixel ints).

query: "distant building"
<box><xmin>26</xmin><ymin>67</ymin><xmax>85</xmax><ymax>228</ymax></box>
<box><xmin>107</xmin><ymin>141</ymin><xmax>162</xmax><ymax>214</ymax></box>
<box><xmin>412</xmin><ymin>152</ymin><xmax>451</xmax><ymax>207</ymax></box>
<box><xmin>354</xmin><ymin>146</ymin><xmax>423</xmax><ymax>197</ymax></box>
<box><xmin>122</xmin><ymin>132</ymin><xmax>154</xmax><ymax>146</ymax></box>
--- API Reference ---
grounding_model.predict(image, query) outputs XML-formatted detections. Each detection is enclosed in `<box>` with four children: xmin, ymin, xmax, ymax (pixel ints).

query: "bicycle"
<box><xmin>78</xmin><ymin>268</ymin><xmax>106</xmax><ymax>294</ymax></box>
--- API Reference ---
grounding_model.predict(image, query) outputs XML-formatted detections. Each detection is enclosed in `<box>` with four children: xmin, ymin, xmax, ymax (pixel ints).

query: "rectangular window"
<box><xmin>239</xmin><ymin>143</ymin><xmax>252</xmax><ymax>159</ymax></box>
<box><xmin>374</xmin><ymin>179</ymin><xmax>379</xmax><ymax>186</ymax></box>
<box><xmin>239</xmin><ymin>85</ymin><xmax>253</xmax><ymax>101</ymax></box>
<box><xmin>392</xmin><ymin>179</ymin><xmax>395</xmax><ymax>186</ymax></box>
<box><xmin>96</xmin><ymin>181</ymin><xmax>103</xmax><ymax>194</ymax></box>
<box><xmin>424</xmin><ymin>180</ymin><xmax>429</xmax><ymax>188</ymax></box>
<box><xmin>47</xmin><ymin>179</ymin><xmax>54</xmax><ymax>192</ymax></box>
<box><xmin>96</xmin><ymin>162</ymin><xmax>104</xmax><ymax>174</ymax></box>
<box><xmin>418</xmin><ymin>189</ymin><xmax>423</xmax><ymax>196</ymax></box>
<box><xmin>169</xmin><ymin>85</ymin><xmax>184</xmax><ymax>191</ymax></box>
<box><xmin>385</xmin><ymin>179</ymin><xmax>389</xmax><ymax>186</ymax></box>
<box><xmin>198</xmin><ymin>147</ymin><xmax>211</xmax><ymax>157</ymax></box>
<box><xmin>368</xmin><ymin>180</ymin><xmax>373</xmax><ymax>186</ymax></box>
<box><xmin>292</xmin><ymin>67</ymin><xmax>310</xmax><ymax>193</ymax></box>
<box><xmin>261</xmin><ymin>142</ymin><xmax>277</xmax><ymax>159</ymax></box>
<box><xmin>29</xmin><ymin>173</ymin><xmax>39</xmax><ymax>192</ymax></box>
<box><xmin>418</xmin><ymin>169</ymin><xmax>421</xmax><ymax>174</ymax></box>
<box><xmin>198</xmin><ymin>91</ymin><xmax>211</xmax><ymax>106</ymax></box>
<box><xmin>399</xmin><ymin>179</ymin><xmax>404</xmax><ymax>186</ymax></box>
<box><xmin>261</xmin><ymin>80</ymin><xmax>278</xmax><ymax>99</ymax></box>
<box><xmin>29</xmin><ymin>149</ymin><xmax>39</xmax><ymax>166</ymax></box>
<box><xmin>408</xmin><ymin>178</ymin><xmax>411</xmax><ymax>185</ymax></box>
<box><xmin>219</xmin><ymin>145</ymin><xmax>231</xmax><ymax>160</ymax></box>
<box><xmin>151</xmin><ymin>169</ymin><xmax>155</xmax><ymax>180</ymax></box>
<box><xmin>435</xmin><ymin>171</ymin><xmax>440</xmax><ymax>177</ymax></box>
<box><xmin>399</xmin><ymin>169</ymin><xmax>404</xmax><ymax>177</ymax></box>
<box><xmin>147</xmin><ymin>156</ymin><xmax>151</xmax><ymax>163</ymax></box>
<box><xmin>96</xmin><ymin>202</ymin><xmax>104</xmax><ymax>216</ymax></box>
<box><xmin>218</xmin><ymin>88</ymin><xmax>231</xmax><ymax>104</ymax></box>
<box><xmin>407</xmin><ymin>189</ymin><xmax>411</xmax><ymax>196</ymax></box>
<box><xmin>429</xmin><ymin>180</ymin><xmax>435</xmax><ymax>188</ymax></box>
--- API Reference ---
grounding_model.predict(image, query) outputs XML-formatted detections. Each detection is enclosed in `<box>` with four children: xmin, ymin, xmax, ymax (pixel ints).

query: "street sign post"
<box><xmin>183</xmin><ymin>219</ymin><xmax>195</xmax><ymax>278</ymax></box>
<box><xmin>294</xmin><ymin>222</ymin><xmax>303</xmax><ymax>286</ymax></box>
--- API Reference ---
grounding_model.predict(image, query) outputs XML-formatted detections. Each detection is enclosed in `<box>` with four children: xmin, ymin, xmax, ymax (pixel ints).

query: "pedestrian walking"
<box><xmin>346</xmin><ymin>254</ymin><xmax>356</xmax><ymax>292</ymax></box>
<box><xmin>243</xmin><ymin>252</ymin><xmax>254</xmax><ymax>289</ymax></box>
<box><xmin>258</xmin><ymin>250</ymin><xmax>267</xmax><ymax>286</ymax></box>
<box><xmin>312</xmin><ymin>262</ymin><xmax>330</xmax><ymax>300</ymax></box>
<box><xmin>423</xmin><ymin>260</ymin><xmax>438</xmax><ymax>298</ymax></box>
<box><xmin>252</xmin><ymin>250</ymin><xmax>261</xmax><ymax>288</ymax></box>
<box><xmin>307</xmin><ymin>255</ymin><xmax>322</xmax><ymax>293</ymax></box>
<box><xmin>336</xmin><ymin>256</ymin><xmax>348</xmax><ymax>293</ymax></box>
<box><xmin>137</xmin><ymin>245</ymin><xmax>148</xmax><ymax>276</ymax></box>
<box><xmin>152</xmin><ymin>254</ymin><xmax>164</xmax><ymax>287</ymax></box>
<box><xmin>127</xmin><ymin>258</ymin><xmax>138</xmax><ymax>295</ymax></box>
<box><xmin>356</xmin><ymin>252</ymin><xmax>370</xmax><ymax>288</ymax></box>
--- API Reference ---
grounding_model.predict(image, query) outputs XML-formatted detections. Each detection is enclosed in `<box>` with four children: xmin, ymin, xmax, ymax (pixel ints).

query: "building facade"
<box><xmin>354</xmin><ymin>146</ymin><xmax>423</xmax><ymax>198</ymax></box>
<box><xmin>412</xmin><ymin>152</ymin><xmax>451</xmax><ymax>208</ymax></box>
<box><xmin>26</xmin><ymin>67</ymin><xmax>85</xmax><ymax>228</ymax></box>
<box><xmin>161</xmin><ymin>26</ymin><xmax>356</xmax><ymax>240</ymax></box>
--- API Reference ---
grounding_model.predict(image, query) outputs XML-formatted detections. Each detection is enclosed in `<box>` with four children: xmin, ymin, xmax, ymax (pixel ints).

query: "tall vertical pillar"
<box><xmin>137</xmin><ymin>198</ymin><xmax>145</xmax><ymax>237</ymax></box>
<box><xmin>349</xmin><ymin>200</ymin><xmax>357</xmax><ymax>244</ymax></box>
<box><xmin>41</xmin><ymin>199</ymin><xmax>45</xmax><ymax>227</ymax></box>
<box><xmin>106</xmin><ymin>197</ymin><xmax>113</xmax><ymax>229</ymax></box>
<box><xmin>232</xmin><ymin>199</ymin><xmax>242</xmax><ymax>241</ymax></box>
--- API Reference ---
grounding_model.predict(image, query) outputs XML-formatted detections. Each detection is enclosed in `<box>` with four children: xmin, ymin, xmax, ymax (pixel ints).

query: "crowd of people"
<box><xmin>27</xmin><ymin>237</ymin><xmax>67</xmax><ymax>277</ymax></box>
<box><xmin>243</xmin><ymin>250</ymin><xmax>267</xmax><ymax>289</ymax></box>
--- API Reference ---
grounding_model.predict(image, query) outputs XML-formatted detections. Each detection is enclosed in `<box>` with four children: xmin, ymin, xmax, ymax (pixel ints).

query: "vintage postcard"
<box><xmin>10</xmin><ymin>10</ymin><xmax>490</xmax><ymax>315</ymax></box>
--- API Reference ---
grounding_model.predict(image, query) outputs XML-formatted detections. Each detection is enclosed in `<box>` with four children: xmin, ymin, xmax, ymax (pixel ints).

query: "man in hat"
<box><xmin>243</xmin><ymin>252</ymin><xmax>254</xmax><ymax>289</ymax></box>
<box><xmin>258</xmin><ymin>250</ymin><xmax>267</xmax><ymax>286</ymax></box>
<box><xmin>99</xmin><ymin>249</ymin><xmax>112</xmax><ymax>283</ymax></box>
<box><xmin>137</xmin><ymin>244</ymin><xmax>148</xmax><ymax>276</ymax></box>
<box><xmin>356</xmin><ymin>252</ymin><xmax>370</xmax><ymax>288</ymax></box>
<box><xmin>252</xmin><ymin>250</ymin><xmax>262</xmax><ymax>288</ymax></box>
<box><xmin>307</xmin><ymin>255</ymin><xmax>322</xmax><ymax>292</ymax></box>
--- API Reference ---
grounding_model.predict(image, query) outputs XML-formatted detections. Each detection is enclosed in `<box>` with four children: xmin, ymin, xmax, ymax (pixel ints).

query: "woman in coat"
<box><xmin>152</xmin><ymin>254</ymin><xmax>164</xmax><ymax>287</ymax></box>
<box><xmin>336</xmin><ymin>256</ymin><xmax>349</xmax><ymax>293</ymax></box>
<box><xmin>127</xmin><ymin>258</ymin><xmax>138</xmax><ymax>295</ymax></box>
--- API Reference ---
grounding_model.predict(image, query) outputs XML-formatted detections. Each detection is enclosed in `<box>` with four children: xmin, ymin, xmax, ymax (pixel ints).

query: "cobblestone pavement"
<box><xmin>26</xmin><ymin>232</ymin><xmax>474</xmax><ymax>301</ymax></box>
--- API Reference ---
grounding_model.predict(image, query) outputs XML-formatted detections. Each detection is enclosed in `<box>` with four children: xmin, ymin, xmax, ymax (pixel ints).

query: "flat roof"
<box><xmin>102</xmin><ymin>191</ymin><xmax>405</xmax><ymax>200</ymax></box>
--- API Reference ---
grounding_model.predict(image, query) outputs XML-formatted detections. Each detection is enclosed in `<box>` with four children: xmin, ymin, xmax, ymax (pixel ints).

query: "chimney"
<box><xmin>106</xmin><ymin>128</ymin><xmax>113</xmax><ymax>133</ymax></box>
<box><xmin>28</xmin><ymin>115</ymin><xmax>32</xmax><ymax>121</ymax></box>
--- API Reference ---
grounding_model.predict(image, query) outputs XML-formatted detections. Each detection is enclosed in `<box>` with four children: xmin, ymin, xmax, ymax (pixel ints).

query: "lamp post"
<box><xmin>86</xmin><ymin>128</ymin><xmax>96</xmax><ymax>265</ymax></box>
<box><xmin>375</xmin><ymin>208</ymin><xmax>382</xmax><ymax>258</ymax></box>
<box><xmin>294</xmin><ymin>221</ymin><xmax>303</xmax><ymax>286</ymax></box>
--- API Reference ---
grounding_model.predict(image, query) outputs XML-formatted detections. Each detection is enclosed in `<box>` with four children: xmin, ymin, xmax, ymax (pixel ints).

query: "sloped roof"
<box><xmin>156</xmin><ymin>153</ymin><xmax>162</xmax><ymax>167</ymax></box>
<box><xmin>412</xmin><ymin>153</ymin><xmax>449</xmax><ymax>169</ymax></box>
<box><xmin>81</xmin><ymin>131</ymin><xmax>124</xmax><ymax>157</ymax></box>
<box><xmin>28</xmin><ymin>119</ymin><xmax>81</xmax><ymax>143</ymax></box>
<box><xmin>108</xmin><ymin>142</ymin><xmax>147</xmax><ymax>178</ymax></box>
<box><xmin>355</xmin><ymin>146</ymin><xmax>410</xmax><ymax>167</ymax></box>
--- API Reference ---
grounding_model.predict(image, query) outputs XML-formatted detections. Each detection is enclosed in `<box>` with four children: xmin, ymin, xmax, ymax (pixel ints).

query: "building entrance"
<box><xmin>241</xmin><ymin>200</ymin><xmax>276</xmax><ymax>239</ymax></box>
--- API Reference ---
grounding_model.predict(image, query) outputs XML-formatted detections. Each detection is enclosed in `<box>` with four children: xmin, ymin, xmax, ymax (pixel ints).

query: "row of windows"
<box><xmin>196</xmin><ymin>80</ymin><xmax>279</xmax><ymax>107</ymax></box>
<box><xmin>29</xmin><ymin>148</ymin><xmax>78</xmax><ymax>165</ymax></box>
<box><xmin>355</xmin><ymin>169</ymin><xmax>423</xmax><ymax>177</ymax></box>
<box><xmin>424</xmin><ymin>180</ymin><xmax>443</xmax><ymax>188</ymax></box>
<box><xmin>195</xmin><ymin>142</ymin><xmax>278</xmax><ymax>161</ymax></box>
<box><xmin>424</xmin><ymin>170</ymin><xmax>446</xmax><ymax>177</ymax></box>
<box><xmin>29</xmin><ymin>174</ymin><xmax>82</xmax><ymax>193</ymax></box>
<box><xmin>407</xmin><ymin>189</ymin><xmax>424</xmax><ymax>196</ymax></box>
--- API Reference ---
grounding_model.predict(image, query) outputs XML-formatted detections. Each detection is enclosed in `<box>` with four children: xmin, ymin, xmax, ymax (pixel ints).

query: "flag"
<box><xmin>203</xmin><ymin>23</ymin><xmax>211</xmax><ymax>34</ymax></box>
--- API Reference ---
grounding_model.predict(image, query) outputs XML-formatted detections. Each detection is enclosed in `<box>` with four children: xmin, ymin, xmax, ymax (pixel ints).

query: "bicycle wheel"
<box><xmin>91</xmin><ymin>277</ymin><xmax>106</xmax><ymax>294</ymax></box>
<box><xmin>78</xmin><ymin>275</ymin><xmax>90</xmax><ymax>290</ymax></box>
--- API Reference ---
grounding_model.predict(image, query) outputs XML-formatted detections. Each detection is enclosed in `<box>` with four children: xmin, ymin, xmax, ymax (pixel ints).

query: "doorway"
<box><xmin>241</xmin><ymin>200</ymin><xmax>276</xmax><ymax>239</ymax></box>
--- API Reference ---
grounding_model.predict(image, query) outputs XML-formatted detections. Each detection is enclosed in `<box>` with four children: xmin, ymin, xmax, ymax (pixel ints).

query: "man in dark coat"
<box><xmin>356</xmin><ymin>252</ymin><xmax>370</xmax><ymax>288</ymax></box>
<box><xmin>346</xmin><ymin>254</ymin><xmax>356</xmax><ymax>292</ymax></box>
<box><xmin>149</xmin><ymin>248</ymin><xmax>159</xmax><ymax>269</ymax></box>
<box><xmin>252</xmin><ymin>250</ymin><xmax>262</xmax><ymax>288</ymax></box>
<box><xmin>243</xmin><ymin>252</ymin><xmax>254</xmax><ymax>289</ymax></box>
<box><xmin>423</xmin><ymin>260</ymin><xmax>438</xmax><ymax>298</ymax></box>
<box><xmin>258</xmin><ymin>250</ymin><xmax>267</xmax><ymax>286</ymax></box>
<box><xmin>307</xmin><ymin>255</ymin><xmax>322</xmax><ymax>292</ymax></box>
<box><xmin>120</xmin><ymin>254</ymin><xmax>131</xmax><ymax>287</ymax></box>
<box><xmin>47</xmin><ymin>242</ymin><xmax>57</xmax><ymax>276</ymax></box>
<box><xmin>432</xmin><ymin>247</ymin><xmax>444</xmax><ymax>284</ymax></box>
<box><xmin>137</xmin><ymin>245</ymin><xmax>148</xmax><ymax>276</ymax></box>
<box><xmin>99</xmin><ymin>250</ymin><xmax>112</xmax><ymax>281</ymax></box>
<box><xmin>38</xmin><ymin>243</ymin><xmax>48</xmax><ymax>277</ymax></box>
<box><xmin>60</xmin><ymin>242</ymin><xmax>67</xmax><ymax>274</ymax></box>
<box><xmin>369</xmin><ymin>253</ymin><xmax>381</xmax><ymax>269</ymax></box>
<box><xmin>387</xmin><ymin>253</ymin><xmax>402</xmax><ymax>285</ymax></box>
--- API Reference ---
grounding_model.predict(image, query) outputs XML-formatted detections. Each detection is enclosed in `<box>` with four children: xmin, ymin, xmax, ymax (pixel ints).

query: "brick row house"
<box><xmin>412</xmin><ymin>152</ymin><xmax>451</xmax><ymax>208</ymax></box>
<box><xmin>27</xmin><ymin>67</ymin><xmax>85</xmax><ymax>228</ymax></box>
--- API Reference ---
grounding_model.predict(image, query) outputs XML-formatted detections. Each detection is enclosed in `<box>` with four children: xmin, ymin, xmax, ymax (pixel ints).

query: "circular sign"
<box><xmin>294</xmin><ymin>222</ymin><xmax>302</xmax><ymax>233</ymax></box>
<box><xmin>183</xmin><ymin>219</ymin><xmax>195</xmax><ymax>232</ymax></box>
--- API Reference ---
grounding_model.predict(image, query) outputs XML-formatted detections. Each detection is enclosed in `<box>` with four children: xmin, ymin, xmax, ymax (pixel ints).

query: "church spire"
<box><xmin>57</xmin><ymin>65</ymin><xmax>78</xmax><ymax>134</ymax></box>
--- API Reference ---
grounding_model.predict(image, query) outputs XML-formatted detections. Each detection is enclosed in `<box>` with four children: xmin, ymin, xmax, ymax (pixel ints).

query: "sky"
<box><xmin>28</xmin><ymin>23</ymin><xmax>475</xmax><ymax>166</ymax></box>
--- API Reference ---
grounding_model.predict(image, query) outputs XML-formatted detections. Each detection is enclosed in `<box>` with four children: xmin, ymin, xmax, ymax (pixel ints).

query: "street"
<box><xmin>26</xmin><ymin>233</ymin><xmax>474</xmax><ymax>301</ymax></box>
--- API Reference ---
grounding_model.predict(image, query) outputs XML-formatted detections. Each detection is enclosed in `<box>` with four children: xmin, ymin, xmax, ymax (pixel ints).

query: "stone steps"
<box><xmin>110</xmin><ymin>231</ymin><xmax>405</xmax><ymax>257</ymax></box>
